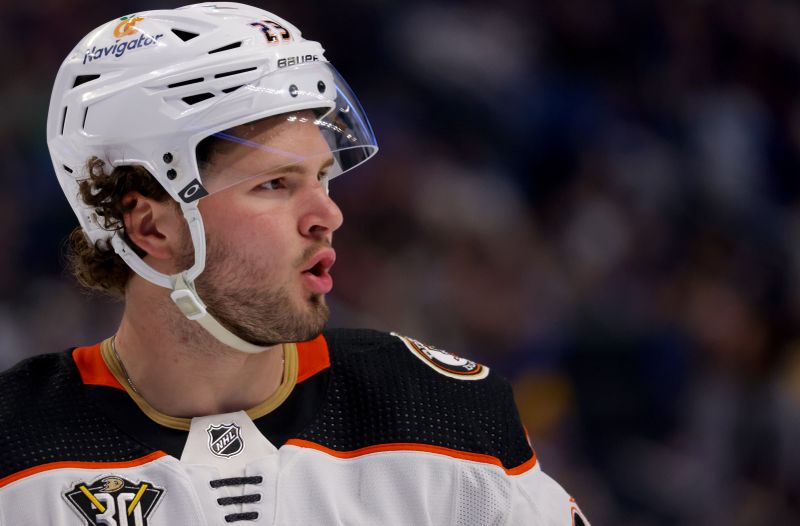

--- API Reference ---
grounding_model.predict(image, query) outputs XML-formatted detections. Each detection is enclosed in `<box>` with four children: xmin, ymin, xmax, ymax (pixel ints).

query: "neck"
<box><xmin>114</xmin><ymin>275</ymin><xmax>285</xmax><ymax>418</ymax></box>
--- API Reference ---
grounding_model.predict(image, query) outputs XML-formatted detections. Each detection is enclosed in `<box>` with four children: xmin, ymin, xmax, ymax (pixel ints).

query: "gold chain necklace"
<box><xmin>111</xmin><ymin>336</ymin><xmax>139</xmax><ymax>394</ymax></box>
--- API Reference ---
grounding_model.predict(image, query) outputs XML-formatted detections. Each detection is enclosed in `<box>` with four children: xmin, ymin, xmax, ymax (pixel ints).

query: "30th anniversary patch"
<box><xmin>64</xmin><ymin>475</ymin><xmax>164</xmax><ymax>526</ymax></box>
<box><xmin>392</xmin><ymin>333</ymin><xmax>489</xmax><ymax>380</ymax></box>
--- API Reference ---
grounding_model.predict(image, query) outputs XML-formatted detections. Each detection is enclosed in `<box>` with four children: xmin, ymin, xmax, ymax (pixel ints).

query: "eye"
<box><xmin>256</xmin><ymin>177</ymin><xmax>286</xmax><ymax>191</ymax></box>
<box><xmin>318</xmin><ymin>170</ymin><xmax>330</xmax><ymax>184</ymax></box>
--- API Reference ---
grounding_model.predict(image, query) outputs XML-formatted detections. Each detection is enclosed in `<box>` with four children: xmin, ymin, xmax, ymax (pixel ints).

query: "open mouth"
<box><xmin>301</xmin><ymin>249</ymin><xmax>336</xmax><ymax>294</ymax></box>
<box><xmin>302</xmin><ymin>249</ymin><xmax>336</xmax><ymax>276</ymax></box>
<box><xmin>305</xmin><ymin>260</ymin><xmax>327</xmax><ymax>277</ymax></box>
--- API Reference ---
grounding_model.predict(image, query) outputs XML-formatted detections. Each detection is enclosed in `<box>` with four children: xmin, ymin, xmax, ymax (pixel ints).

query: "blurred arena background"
<box><xmin>3</xmin><ymin>0</ymin><xmax>800</xmax><ymax>523</ymax></box>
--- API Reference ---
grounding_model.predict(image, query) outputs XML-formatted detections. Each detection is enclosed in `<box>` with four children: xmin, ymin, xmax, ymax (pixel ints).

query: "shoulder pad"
<box><xmin>306</xmin><ymin>329</ymin><xmax>533</xmax><ymax>470</ymax></box>
<box><xmin>0</xmin><ymin>351</ymin><xmax>153</xmax><ymax>483</ymax></box>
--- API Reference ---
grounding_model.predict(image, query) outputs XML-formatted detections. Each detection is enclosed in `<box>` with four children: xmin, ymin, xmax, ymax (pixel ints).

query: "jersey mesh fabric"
<box><xmin>0</xmin><ymin>352</ymin><xmax>154</xmax><ymax>481</ymax></box>
<box><xmin>456</xmin><ymin>463</ymin><xmax>512</xmax><ymax>526</ymax></box>
<box><xmin>298</xmin><ymin>329</ymin><xmax>534</xmax><ymax>470</ymax></box>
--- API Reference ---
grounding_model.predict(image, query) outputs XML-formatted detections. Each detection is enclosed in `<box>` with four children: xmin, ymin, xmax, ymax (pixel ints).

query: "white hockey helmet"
<box><xmin>47</xmin><ymin>2</ymin><xmax>378</xmax><ymax>352</ymax></box>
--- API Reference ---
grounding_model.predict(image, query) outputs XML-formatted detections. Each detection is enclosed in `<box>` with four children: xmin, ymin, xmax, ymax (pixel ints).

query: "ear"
<box><xmin>121</xmin><ymin>191</ymin><xmax>184</xmax><ymax>261</ymax></box>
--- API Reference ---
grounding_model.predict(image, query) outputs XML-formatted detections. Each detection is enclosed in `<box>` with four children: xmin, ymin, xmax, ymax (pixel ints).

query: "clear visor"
<box><xmin>193</xmin><ymin>62</ymin><xmax>378</xmax><ymax>195</ymax></box>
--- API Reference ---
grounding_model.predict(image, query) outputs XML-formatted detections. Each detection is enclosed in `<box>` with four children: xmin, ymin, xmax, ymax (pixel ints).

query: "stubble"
<box><xmin>177</xmin><ymin>232</ymin><xmax>329</xmax><ymax>347</ymax></box>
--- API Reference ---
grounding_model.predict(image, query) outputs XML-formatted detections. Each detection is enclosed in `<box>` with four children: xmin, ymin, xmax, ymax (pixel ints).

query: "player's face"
<box><xmin>181</xmin><ymin>113</ymin><xmax>343</xmax><ymax>345</ymax></box>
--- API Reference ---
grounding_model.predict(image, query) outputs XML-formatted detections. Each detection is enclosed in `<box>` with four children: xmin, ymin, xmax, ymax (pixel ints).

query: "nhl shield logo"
<box><xmin>207</xmin><ymin>423</ymin><xmax>244</xmax><ymax>458</ymax></box>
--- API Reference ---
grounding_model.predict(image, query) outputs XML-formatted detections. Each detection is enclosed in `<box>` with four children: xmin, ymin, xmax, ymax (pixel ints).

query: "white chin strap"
<box><xmin>111</xmin><ymin>202</ymin><xmax>268</xmax><ymax>354</ymax></box>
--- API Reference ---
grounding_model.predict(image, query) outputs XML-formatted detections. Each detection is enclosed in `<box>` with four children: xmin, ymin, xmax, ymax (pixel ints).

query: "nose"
<box><xmin>298</xmin><ymin>184</ymin><xmax>344</xmax><ymax>239</ymax></box>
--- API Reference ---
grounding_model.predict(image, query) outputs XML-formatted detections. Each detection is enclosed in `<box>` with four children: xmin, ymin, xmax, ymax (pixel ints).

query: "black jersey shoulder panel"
<box><xmin>297</xmin><ymin>328</ymin><xmax>533</xmax><ymax>469</ymax></box>
<box><xmin>0</xmin><ymin>351</ymin><xmax>155</xmax><ymax>481</ymax></box>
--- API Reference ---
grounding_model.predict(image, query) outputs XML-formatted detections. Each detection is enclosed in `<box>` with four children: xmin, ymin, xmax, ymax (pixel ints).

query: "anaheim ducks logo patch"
<box><xmin>392</xmin><ymin>333</ymin><xmax>489</xmax><ymax>380</ymax></box>
<box><xmin>64</xmin><ymin>475</ymin><xmax>164</xmax><ymax>525</ymax></box>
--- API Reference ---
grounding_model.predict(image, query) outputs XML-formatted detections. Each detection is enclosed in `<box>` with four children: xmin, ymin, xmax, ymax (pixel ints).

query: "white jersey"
<box><xmin>0</xmin><ymin>329</ymin><xmax>589</xmax><ymax>525</ymax></box>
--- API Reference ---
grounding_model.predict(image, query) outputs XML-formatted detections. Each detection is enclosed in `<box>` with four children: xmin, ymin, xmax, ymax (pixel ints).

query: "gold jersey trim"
<box><xmin>100</xmin><ymin>338</ymin><xmax>298</xmax><ymax>431</ymax></box>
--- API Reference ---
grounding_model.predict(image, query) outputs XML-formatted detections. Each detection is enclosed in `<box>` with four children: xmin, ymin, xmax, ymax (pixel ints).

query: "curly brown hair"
<box><xmin>66</xmin><ymin>157</ymin><xmax>173</xmax><ymax>298</ymax></box>
<box><xmin>65</xmin><ymin>128</ymin><xmax>234</xmax><ymax>297</ymax></box>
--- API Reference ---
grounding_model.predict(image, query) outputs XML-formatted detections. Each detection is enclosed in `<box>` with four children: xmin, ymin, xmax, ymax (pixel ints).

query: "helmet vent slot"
<box><xmin>62</xmin><ymin>165</ymin><xmax>73</xmax><ymax>174</ymax></box>
<box><xmin>208</xmin><ymin>42</ymin><xmax>242</xmax><ymax>54</ymax></box>
<box><xmin>59</xmin><ymin>106</ymin><xmax>67</xmax><ymax>135</ymax></box>
<box><xmin>222</xmin><ymin>85</ymin><xmax>243</xmax><ymax>94</ymax></box>
<box><xmin>171</xmin><ymin>29</ymin><xmax>200</xmax><ymax>42</ymax></box>
<box><xmin>168</xmin><ymin>77</ymin><xmax>204</xmax><ymax>89</ymax></box>
<box><xmin>183</xmin><ymin>93</ymin><xmax>215</xmax><ymax>105</ymax></box>
<box><xmin>215</xmin><ymin>67</ymin><xmax>257</xmax><ymax>79</ymax></box>
<box><xmin>73</xmin><ymin>74</ymin><xmax>100</xmax><ymax>88</ymax></box>
<box><xmin>82</xmin><ymin>108</ymin><xmax>88</xmax><ymax>130</ymax></box>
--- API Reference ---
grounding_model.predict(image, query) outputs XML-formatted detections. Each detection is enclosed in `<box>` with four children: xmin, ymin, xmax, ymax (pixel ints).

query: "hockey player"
<box><xmin>0</xmin><ymin>3</ymin><xmax>589</xmax><ymax>524</ymax></box>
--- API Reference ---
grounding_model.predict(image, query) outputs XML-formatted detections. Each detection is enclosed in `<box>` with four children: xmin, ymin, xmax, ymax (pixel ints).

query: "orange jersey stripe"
<box><xmin>285</xmin><ymin>439</ymin><xmax>537</xmax><ymax>476</ymax></box>
<box><xmin>72</xmin><ymin>343</ymin><xmax>124</xmax><ymax>391</ymax></box>
<box><xmin>0</xmin><ymin>451</ymin><xmax>168</xmax><ymax>488</ymax></box>
<box><xmin>295</xmin><ymin>334</ymin><xmax>330</xmax><ymax>383</ymax></box>
<box><xmin>75</xmin><ymin>337</ymin><xmax>328</xmax><ymax>387</ymax></box>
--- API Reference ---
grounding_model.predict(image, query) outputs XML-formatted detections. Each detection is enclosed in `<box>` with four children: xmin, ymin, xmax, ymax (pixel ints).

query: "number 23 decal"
<box><xmin>250</xmin><ymin>20</ymin><xmax>291</xmax><ymax>44</ymax></box>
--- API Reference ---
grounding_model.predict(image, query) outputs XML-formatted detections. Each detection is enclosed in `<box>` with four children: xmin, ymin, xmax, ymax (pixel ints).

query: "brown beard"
<box><xmin>177</xmin><ymin>232</ymin><xmax>329</xmax><ymax>346</ymax></box>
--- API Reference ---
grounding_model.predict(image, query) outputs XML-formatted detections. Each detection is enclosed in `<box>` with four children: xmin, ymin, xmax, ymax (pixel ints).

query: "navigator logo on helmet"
<box><xmin>113</xmin><ymin>15</ymin><xmax>145</xmax><ymax>38</ymax></box>
<box><xmin>47</xmin><ymin>2</ymin><xmax>378</xmax><ymax>353</ymax></box>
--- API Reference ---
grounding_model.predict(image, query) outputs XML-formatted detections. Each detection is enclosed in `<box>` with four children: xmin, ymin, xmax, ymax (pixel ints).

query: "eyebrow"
<box><xmin>269</xmin><ymin>156</ymin><xmax>335</xmax><ymax>176</ymax></box>
<box><xmin>208</xmin><ymin>157</ymin><xmax>336</xmax><ymax>189</ymax></box>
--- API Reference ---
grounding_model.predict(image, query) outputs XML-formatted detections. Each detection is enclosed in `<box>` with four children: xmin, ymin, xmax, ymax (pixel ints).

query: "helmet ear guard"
<box><xmin>47</xmin><ymin>3</ymin><xmax>378</xmax><ymax>352</ymax></box>
<box><xmin>109</xmin><ymin>202</ymin><xmax>206</xmax><ymax>290</ymax></box>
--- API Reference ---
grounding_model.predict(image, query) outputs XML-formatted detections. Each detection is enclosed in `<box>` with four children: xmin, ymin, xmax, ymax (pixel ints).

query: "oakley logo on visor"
<box><xmin>178</xmin><ymin>179</ymin><xmax>209</xmax><ymax>203</ymax></box>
